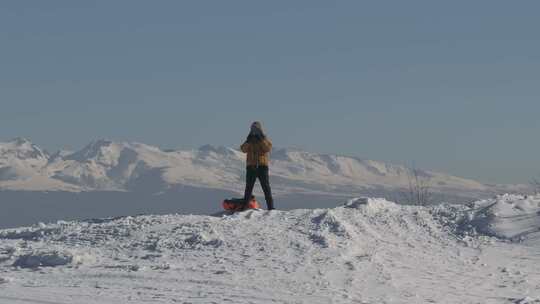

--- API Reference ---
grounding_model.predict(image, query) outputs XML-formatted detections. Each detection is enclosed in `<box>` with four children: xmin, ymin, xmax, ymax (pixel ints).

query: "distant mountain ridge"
<box><xmin>0</xmin><ymin>137</ymin><xmax>528</xmax><ymax>200</ymax></box>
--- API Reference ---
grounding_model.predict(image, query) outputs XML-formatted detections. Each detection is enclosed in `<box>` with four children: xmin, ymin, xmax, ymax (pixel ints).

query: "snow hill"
<box><xmin>1</xmin><ymin>195</ymin><xmax>539</xmax><ymax>303</ymax></box>
<box><xmin>0</xmin><ymin>138</ymin><xmax>527</xmax><ymax>201</ymax></box>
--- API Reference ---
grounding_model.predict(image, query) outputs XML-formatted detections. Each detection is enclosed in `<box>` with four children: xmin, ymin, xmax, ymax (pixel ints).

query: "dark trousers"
<box><xmin>243</xmin><ymin>166</ymin><xmax>274</xmax><ymax>210</ymax></box>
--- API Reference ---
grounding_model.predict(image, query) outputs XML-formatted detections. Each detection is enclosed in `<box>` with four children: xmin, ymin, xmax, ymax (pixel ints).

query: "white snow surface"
<box><xmin>0</xmin><ymin>138</ymin><xmax>528</xmax><ymax>199</ymax></box>
<box><xmin>465</xmin><ymin>194</ymin><xmax>540</xmax><ymax>243</ymax></box>
<box><xmin>1</xmin><ymin>195</ymin><xmax>540</xmax><ymax>303</ymax></box>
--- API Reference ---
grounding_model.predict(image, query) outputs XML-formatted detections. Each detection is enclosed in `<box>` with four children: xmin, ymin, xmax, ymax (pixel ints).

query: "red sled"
<box><xmin>222</xmin><ymin>196</ymin><xmax>260</xmax><ymax>211</ymax></box>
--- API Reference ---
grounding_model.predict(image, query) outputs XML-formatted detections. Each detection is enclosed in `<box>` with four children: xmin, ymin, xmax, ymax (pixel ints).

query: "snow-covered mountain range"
<box><xmin>0</xmin><ymin>137</ymin><xmax>527</xmax><ymax>200</ymax></box>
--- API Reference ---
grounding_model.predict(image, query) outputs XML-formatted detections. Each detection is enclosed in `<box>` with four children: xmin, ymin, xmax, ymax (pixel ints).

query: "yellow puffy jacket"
<box><xmin>240</xmin><ymin>137</ymin><xmax>272</xmax><ymax>167</ymax></box>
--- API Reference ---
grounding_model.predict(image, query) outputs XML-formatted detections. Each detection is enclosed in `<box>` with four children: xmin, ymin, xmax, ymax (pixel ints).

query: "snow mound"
<box><xmin>0</xmin><ymin>225</ymin><xmax>61</xmax><ymax>241</ymax></box>
<box><xmin>463</xmin><ymin>194</ymin><xmax>540</xmax><ymax>242</ymax></box>
<box><xmin>513</xmin><ymin>297</ymin><xmax>540</xmax><ymax>304</ymax></box>
<box><xmin>1</xmin><ymin>198</ymin><xmax>540</xmax><ymax>303</ymax></box>
<box><xmin>13</xmin><ymin>250</ymin><xmax>73</xmax><ymax>268</ymax></box>
<box><xmin>0</xmin><ymin>246</ymin><xmax>15</xmax><ymax>263</ymax></box>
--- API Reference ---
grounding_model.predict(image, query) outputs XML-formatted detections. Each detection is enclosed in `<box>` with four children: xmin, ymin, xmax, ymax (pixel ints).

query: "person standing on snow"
<box><xmin>240</xmin><ymin>121</ymin><xmax>275</xmax><ymax>210</ymax></box>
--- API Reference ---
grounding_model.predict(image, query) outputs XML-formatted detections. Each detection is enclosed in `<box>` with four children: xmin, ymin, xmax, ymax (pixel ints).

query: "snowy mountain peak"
<box><xmin>49</xmin><ymin>150</ymin><xmax>74</xmax><ymax>162</ymax></box>
<box><xmin>9</xmin><ymin>137</ymin><xmax>32</xmax><ymax>146</ymax></box>
<box><xmin>0</xmin><ymin>138</ymin><xmax>50</xmax><ymax>183</ymax></box>
<box><xmin>65</xmin><ymin>139</ymin><xmax>128</xmax><ymax>163</ymax></box>
<box><xmin>88</xmin><ymin>140</ymin><xmax>110</xmax><ymax>153</ymax></box>
<box><xmin>0</xmin><ymin>137</ymin><xmax>49</xmax><ymax>161</ymax></box>
<box><xmin>198</xmin><ymin>144</ymin><xmax>238</xmax><ymax>157</ymax></box>
<box><xmin>271</xmin><ymin>147</ymin><xmax>310</xmax><ymax>160</ymax></box>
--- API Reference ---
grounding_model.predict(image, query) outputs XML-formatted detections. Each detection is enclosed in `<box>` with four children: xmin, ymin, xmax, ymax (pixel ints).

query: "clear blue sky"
<box><xmin>1</xmin><ymin>1</ymin><xmax>539</xmax><ymax>184</ymax></box>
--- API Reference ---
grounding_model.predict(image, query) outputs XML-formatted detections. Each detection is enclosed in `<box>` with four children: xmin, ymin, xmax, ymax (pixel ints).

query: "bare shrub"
<box><xmin>531</xmin><ymin>177</ymin><xmax>540</xmax><ymax>195</ymax></box>
<box><xmin>405</xmin><ymin>164</ymin><xmax>432</xmax><ymax>206</ymax></box>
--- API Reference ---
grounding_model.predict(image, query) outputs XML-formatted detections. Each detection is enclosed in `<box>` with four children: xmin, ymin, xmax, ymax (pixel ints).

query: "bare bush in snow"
<box><xmin>405</xmin><ymin>164</ymin><xmax>432</xmax><ymax>206</ymax></box>
<box><xmin>530</xmin><ymin>177</ymin><xmax>540</xmax><ymax>195</ymax></box>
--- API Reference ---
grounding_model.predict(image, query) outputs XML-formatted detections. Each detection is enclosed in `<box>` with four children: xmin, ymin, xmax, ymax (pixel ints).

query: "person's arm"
<box><xmin>241</xmin><ymin>135</ymin><xmax>252</xmax><ymax>153</ymax></box>
<box><xmin>240</xmin><ymin>141</ymin><xmax>250</xmax><ymax>153</ymax></box>
<box><xmin>259</xmin><ymin>137</ymin><xmax>272</xmax><ymax>153</ymax></box>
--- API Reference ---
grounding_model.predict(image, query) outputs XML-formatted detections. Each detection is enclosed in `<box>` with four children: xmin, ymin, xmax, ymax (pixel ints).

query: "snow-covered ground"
<box><xmin>1</xmin><ymin>195</ymin><xmax>540</xmax><ymax>303</ymax></box>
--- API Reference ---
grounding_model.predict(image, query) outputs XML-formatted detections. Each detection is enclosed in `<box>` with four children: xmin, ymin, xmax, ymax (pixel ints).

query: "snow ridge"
<box><xmin>1</xmin><ymin>197</ymin><xmax>539</xmax><ymax>303</ymax></box>
<box><xmin>461</xmin><ymin>194</ymin><xmax>540</xmax><ymax>242</ymax></box>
